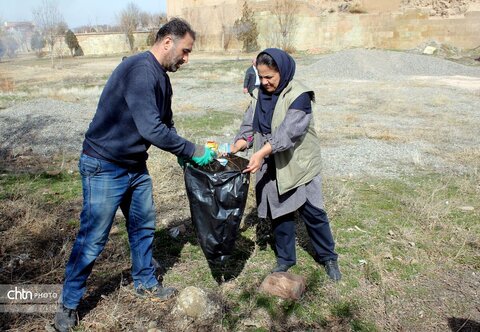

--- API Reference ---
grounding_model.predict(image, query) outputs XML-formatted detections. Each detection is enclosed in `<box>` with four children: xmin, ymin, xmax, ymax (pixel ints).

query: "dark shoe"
<box><xmin>271</xmin><ymin>263</ymin><xmax>294</xmax><ymax>273</ymax></box>
<box><xmin>322</xmin><ymin>260</ymin><xmax>342</xmax><ymax>282</ymax></box>
<box><xmin>54</xmin><ymin>304</ymin><xmax>77</xmax><ymax>332</ymax></box>
<box><xmin>136</xmin><ymin>284</ymin><xmax>177</xmax><ymax>301</ymax></box>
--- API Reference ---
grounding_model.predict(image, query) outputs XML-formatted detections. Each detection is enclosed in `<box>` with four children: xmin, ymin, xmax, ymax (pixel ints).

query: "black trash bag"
<box><xmin>184</xmin><ymin>155</ymin><xmax>250</xmax><ymax>266</ymax></box>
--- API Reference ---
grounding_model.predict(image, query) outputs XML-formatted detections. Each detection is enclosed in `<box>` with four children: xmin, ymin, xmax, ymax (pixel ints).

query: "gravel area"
<box><xmin>1</xmin><ymin>49</ymin><xmax>479</xmax><ymax>178</ymax></box>
<box><xmin>0</xmin><ymin>98</ymin><xmax>94</xmax><ymax>157</ymax></box>
<box><xmin>298</xmin><ymin>48</ymin><xmax>480</xmax><ymax>81</ymax></box>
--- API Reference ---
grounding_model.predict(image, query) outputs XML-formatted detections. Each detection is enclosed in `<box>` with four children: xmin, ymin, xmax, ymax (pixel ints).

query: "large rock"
<box><xmin>174</xmin><ymin>286</ymin><xmax>219</xmax><ymax>319</ymax></box>
<box><xmin>259</xmin><ymin>272</ymin><xmax>306</xmax><ymax>300</ymax></box>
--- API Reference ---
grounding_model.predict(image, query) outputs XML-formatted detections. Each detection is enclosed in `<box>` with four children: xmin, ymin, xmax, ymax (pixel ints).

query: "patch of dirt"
<box><xmin>411</xmin><ymin>75</ymin><xmax>480</xmax><ymax>92</ymax></box>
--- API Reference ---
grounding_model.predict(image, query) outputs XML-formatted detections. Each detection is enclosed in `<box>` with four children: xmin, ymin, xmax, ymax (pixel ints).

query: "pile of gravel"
<box><xmin>298</xmin><ymin>48</ymin><xmax>480</xmax><ymax>81</ymax></box>
<box><xmin>0</xmin><ymin>98</ymin><xmax>94</xmax><ymax>157</ymax></box>
<box><xmin>1</xmin><ymin>49</ymin><xmax>478</xmax><ymax>179</ymax></box>
<box><xmin>320</xmin><ymin>138</ymin><xmax>464</xmax><ymax>178</ymax></box>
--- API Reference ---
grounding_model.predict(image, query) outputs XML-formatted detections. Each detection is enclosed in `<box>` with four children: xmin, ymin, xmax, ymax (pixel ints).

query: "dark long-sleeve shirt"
<box><xmin>83</xmin><ymin>51</ymin><xmax>195</xmax><ymax>167</ymax></box>
<box><xmin>243</xmin><ymin>66</ymin><xmax>258</xmax><ymax>94</ymax></box>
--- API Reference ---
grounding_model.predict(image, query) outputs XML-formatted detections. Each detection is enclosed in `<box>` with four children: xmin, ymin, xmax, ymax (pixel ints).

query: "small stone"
<box><xmin>110</xmin><ymin>225</ymin><xmax>120</xmax><ymax>235</ymax></box>
<box><xmin>148</xmin><ymin>321</ymin><xmax>157</xmax><ymax>329</ymax></box>
<box><xmin>383</xmin><ymin>253</ymin><xmax>393</xmax><ymax>260</ymax></box>
<box><xmin>423</xmin><ymin>46</ymin><xmax>437</xmax><ymax>55</ymax></box>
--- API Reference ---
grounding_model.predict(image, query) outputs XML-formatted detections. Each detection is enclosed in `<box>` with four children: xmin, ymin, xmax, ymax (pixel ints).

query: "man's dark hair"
<box><xmin>156</xmin><ymin>18</ymin><xmax>196</xmax><ymax>42</ymax></box>
<box><xmin>256</xmin><ymin>52</ymin><xmax>278</xmax><ymax>71</ymax></box>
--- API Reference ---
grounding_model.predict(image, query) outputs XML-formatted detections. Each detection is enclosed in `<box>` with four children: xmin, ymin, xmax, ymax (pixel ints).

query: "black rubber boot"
<box><xmin>323</xmin><ymin>260</ymin><xmax>342</xmax><ymax>282</ymax></box>
<box><xmin>271</xmin><ymin>263</ymin><xmax>295</xmax><ymax>273</ymax></box>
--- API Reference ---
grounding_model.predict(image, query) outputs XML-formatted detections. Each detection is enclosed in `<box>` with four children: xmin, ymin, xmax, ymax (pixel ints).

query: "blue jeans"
<box><xmin>61</xmin><ymin>154</ymin><xmax>158</xmax><ymax>309</ymax></box>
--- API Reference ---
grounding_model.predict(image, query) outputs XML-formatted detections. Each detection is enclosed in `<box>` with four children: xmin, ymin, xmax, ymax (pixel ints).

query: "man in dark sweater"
<box><xmin>54</xmin><ymin>18</ymin><xmax>215</xmax><ymax>332</ymax></box>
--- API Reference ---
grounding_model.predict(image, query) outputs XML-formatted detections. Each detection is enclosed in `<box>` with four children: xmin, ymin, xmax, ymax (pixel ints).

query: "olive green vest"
<box><xmin>253</xmin><ymin>80</ymin><xmax>322</xmax><ymax>195</ymax></box>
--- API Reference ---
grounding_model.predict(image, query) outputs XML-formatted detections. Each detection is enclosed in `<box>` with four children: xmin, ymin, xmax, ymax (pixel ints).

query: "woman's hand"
<box><xmin>243</xmin><ymin>142</ymin><xmax>272</xmax><ymax>174</ymax></box>
<box><xmin>243</xmin><ymin>152</ymin><xmax>263</xmax><ymax>173</ymax></box>
<box><xmin>231</xmin><ymin>139</ymin><xmax>248</xmax><ymax>154</ymax></box>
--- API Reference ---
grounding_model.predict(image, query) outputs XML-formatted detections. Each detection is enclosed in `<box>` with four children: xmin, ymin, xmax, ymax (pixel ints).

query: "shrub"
<box><xmin>233</xmin><ymin>1</ymin><xmax>259</xmax><ymax>52</ymax></box>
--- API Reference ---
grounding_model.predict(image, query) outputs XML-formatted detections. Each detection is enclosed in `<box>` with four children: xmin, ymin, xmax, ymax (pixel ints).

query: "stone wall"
<box><xmin>166</xmin><ymin>0</ymin><xmax>480</xmax><ymax>52</ymax></box>
<box><xmin>46</xmin><ymin>1</ymin><xmax>480</xmax><ymax>56</ymax></box>
<box><xmin>52</xmin><ymin>31</ymin><xmax>151</xmax><ymax>56</ymax></box>
<box><xmin>260</xmin><ymin>9</ymin><xmax>480</xmax><ymax>52</ymax></box>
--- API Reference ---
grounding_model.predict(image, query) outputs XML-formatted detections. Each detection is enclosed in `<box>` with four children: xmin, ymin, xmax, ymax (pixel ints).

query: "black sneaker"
<box><xmin>322</xmin><ymin>260</ymin><xmax>342</xmax><ymax>282</ymax></box>
<box><xmin>54</xmin><ymin>304</ymin><xmax>77</xmax><ymax>332</ymax></box>
<box><xmin>271</xmin><ymin>263</ymin><xmax>294</xmax><ymax>273</ymax></box>
<box><xmin>135</xmin><ymin>284</ymin><xmax>177</xmax><ymax>301</ymax></box>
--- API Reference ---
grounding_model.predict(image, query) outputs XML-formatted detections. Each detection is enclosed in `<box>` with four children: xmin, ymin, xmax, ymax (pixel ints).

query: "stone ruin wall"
<box><xmin>43</xmin><ymin>0</ymin><xmax>480</xmax><ymax>56</ymax></box>
<box><xmin>50</xmin><ymin>31</ymin><xmax>150</xmax><ymax>57</ymax></box>
<box><xmin>166</xmin><ymin>0</ymin><xmax>480</xmax><ymax>52</ymax></box>
<box><xmin>167</xmin><ymin>0</ymin><xmax>480</xmax><ymax>17</ymax></box>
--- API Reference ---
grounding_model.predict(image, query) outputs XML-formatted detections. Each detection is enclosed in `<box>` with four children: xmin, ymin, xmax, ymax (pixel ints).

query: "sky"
<box><xmin>0</xmin><ymin>0</ymin><xmax>167</xmax><ymax>28</ymax></box>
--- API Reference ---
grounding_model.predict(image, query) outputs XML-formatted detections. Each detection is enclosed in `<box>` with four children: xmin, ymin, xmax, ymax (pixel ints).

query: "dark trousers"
<box><xmin>271</xmin><ymin>200</ymin><xmax>338</xmax><ymax>266</ymax></box>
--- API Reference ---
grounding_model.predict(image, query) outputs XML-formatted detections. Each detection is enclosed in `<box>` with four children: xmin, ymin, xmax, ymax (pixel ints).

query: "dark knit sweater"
<box><xmin>83</xmin><ymin>51</ymin><xmax>195</xmax><ymax>167</ymax></box>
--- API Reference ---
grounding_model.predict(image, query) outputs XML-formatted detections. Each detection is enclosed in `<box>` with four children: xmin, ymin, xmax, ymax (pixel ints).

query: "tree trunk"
<box><xmin>49</xmin><ymin>43</ymin><xmax>54</xmax><ymax>68</ymax></box>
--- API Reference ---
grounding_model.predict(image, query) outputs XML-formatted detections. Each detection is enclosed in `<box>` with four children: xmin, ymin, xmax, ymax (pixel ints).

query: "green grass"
<box><xmin>1</xmin><ymin>117</ymin><xmax>478</xmax><ymax>330</ymax></box>
<box><xmin>177</xmin><ymin>171</ymin><xmax>476</xmax><ymax>330</ymax></box>
<box><xmin>0</xmin><ymin>94</ymin><xmax>31</xmax><ymax>107</ymax></box>
<box><xmin>175</xmin><ymin>109</ymin><xmax>242</xmax><ymax>138</ymax></box>
<box><xmin>0</xmin><ymin>171</ymin><xmax>81</xmax><ymax>203</ymax></box>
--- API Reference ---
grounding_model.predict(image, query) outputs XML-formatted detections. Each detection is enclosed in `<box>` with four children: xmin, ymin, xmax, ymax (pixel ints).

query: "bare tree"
<box><xmin>0</xmin><ymin>21</ymin><xmax>5</xmax><ymax>61</ymax></box>
<box><xmin>31</xmin><ymin>31</ymin><xmax>46</xmax><ymax>57</ymax></box>
<box><xmin>139</xmin><ymin>12</ymin><xmax>151</xmax><ymax>30</ymax></box>
<box><xmin>119</xmin><ymin>2</ymin><xmax>141</xmax><ymax>51</ymax></box>
<box><xmin>140</xmin><ymin>12</ymin><xmax>167</xmax><ymax>31</ymax></box>
<box><xmin>272</xmin><ymin>0</ymin><xmax>299</xmax><ymax>52</ymax></box>
<box><xmin>32</xmin><ymin>0</ymin><xmax>65</xmax><ymax>67</ymax></box>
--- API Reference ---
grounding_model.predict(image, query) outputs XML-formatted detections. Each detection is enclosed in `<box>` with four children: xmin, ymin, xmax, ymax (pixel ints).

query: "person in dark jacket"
<box><xmin>54</xmin><ymin>18</ymin><xmax>215</xmax><ymax>332</ymax></box>
<box><xmin>243</xmin><ymin>59</ymin><xmax>260</xmax><ymax>97</ymax></box>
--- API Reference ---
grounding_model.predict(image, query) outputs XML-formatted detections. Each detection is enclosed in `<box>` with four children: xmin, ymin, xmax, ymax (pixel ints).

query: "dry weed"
<box><xmin>400</xmin><ymin>181</ymin><xmax>452</xmax><ymax>228</ymax></box>
<box><xmin>148</xmin><ymin>150</ymin><xmax>191</xmax><ymax>228</ymax></box>
<box><xmin>42</xmin><ymin>86</ymin><xmax>102</xmax><ymax>104</ymax></box>
<box><xmin>0</xmin><ymin>196</ymin><xmax>76</xmax><ymax>284</ymax></box>
<box><xmin>0</xmin><ymin>77</ymin><xmax>15</xmax><ymax>92</ymax></box>
<box><xmin>444</xmin><ymin>147</ymin><xmax>480</xmax><ymax>170</ymax></box>
<box><xmin>365</xmin><ymin>128</ymin><xmax>398</xmax><ymax>141</ymax></box>
<box><xmin>324</xmin><ymin>179</ymin><xmax>354</xmax><ymax>218</ymax></box>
